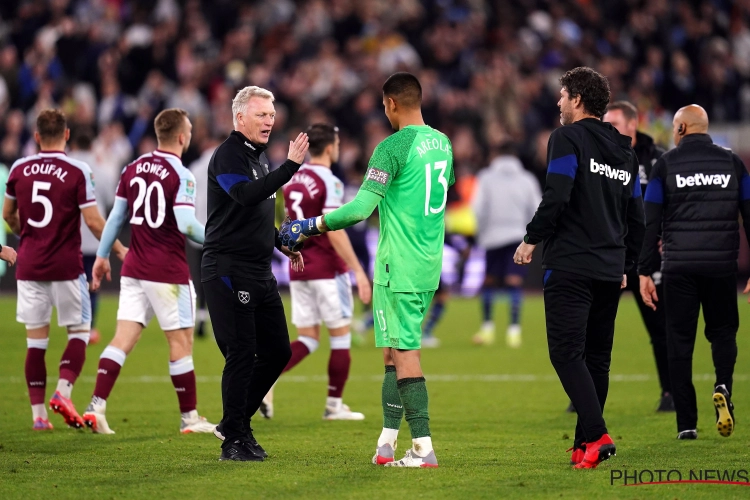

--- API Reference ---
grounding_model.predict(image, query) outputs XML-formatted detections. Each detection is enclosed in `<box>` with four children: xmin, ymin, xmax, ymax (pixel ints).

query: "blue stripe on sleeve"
<box><xmin>547</xmin><ymin>154</ymin><xmax>578</xmax><ymax>179</ymax></box>
<box><xmin>96</xmin><ymin>197</ymin><xmax>128</xmax><ymax>258</ymax></box>
<box><xmin>741</xmin><ymin>172</ymin><xmax>750</xmax><ymax>201</ymax></box>
<box><xmin>217</xmin><ymin>173</ymin><xmax>251</xmax><ymax>193</ymax></box>
<box><xmin>632</xmin><ymin>179</ymin><xmax>642</xmax><ymax>199</ymax></box>
<box><xmin>644</xmin><ymin>177</ymin><xmax>664</xmax><ymax>204</ymax></box>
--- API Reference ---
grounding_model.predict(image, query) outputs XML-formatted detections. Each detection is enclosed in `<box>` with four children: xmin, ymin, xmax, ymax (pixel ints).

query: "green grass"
<box><xmin>0</xmin><ymin>293</ymin><xmax>749</xmax><ymax>499</ymax></box>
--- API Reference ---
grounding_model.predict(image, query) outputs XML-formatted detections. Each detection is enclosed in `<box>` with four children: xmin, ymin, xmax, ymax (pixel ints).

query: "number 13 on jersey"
<box><xmin>424</xmin><ymin>160</ymin><xmax>448</xmax><ymax>216</ymax></box>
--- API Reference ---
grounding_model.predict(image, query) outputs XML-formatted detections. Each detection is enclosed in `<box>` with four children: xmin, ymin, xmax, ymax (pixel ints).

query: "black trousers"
<box><xmin>625</xmin><ymin>269</ymin><xmax>670</xmax><ymax>394</ymax></box>
<box><xmin>203</xmin><ymin>276</ymin><xmax>292</xmax><ymax>445</ymax></box>
<box><xmin>663</xmin><ymin>273</ymin><xmax>738</xmax><ymax>432</ymax></box>
<box><xmin>544</xmin><ymin>270</ymin><xmax>621</xmax><ymax>445</ymax></box>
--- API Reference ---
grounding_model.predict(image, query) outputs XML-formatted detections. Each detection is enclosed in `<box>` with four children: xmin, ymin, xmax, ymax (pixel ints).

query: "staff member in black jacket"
<box><xmin>639</xmin><ymin>104</ymin><xmax>750</xmax><ymax>441</ymax></box>
<box><xmin>603</xmin><ymin>101</ymin><xmax>672</xmax><ymax>412</ymax></box>
<box><xmin>202</xmin><ymin>86</ymin><xmax>308</xmax><ymax>461</ymax></box>
<box><xmin>514</xmin><ymin>67</ymin><xmax>645</xmax><ymax>469</ymax></box>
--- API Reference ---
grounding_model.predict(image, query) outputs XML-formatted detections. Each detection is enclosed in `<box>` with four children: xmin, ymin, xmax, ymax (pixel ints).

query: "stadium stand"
<box><xmin>1</xmin><ymin>0</ymin><xmax>749</xmax><ymax>290</ymax></box>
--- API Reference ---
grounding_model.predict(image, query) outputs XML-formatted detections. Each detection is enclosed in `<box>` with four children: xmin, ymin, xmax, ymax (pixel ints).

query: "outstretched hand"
<box><xmin>279</xmin><ymin>216</ymin><xmax>308</xmax><ymax>252</ymax></box>
<box><xmin>280</xmin><ymin>215</ymin><xmax>324</xmax><ymax>252</ymax></box>
<box><xmin>287</xmin><ymin>132</ymin><xmax>309</xmax><ymax>164</ymax></box>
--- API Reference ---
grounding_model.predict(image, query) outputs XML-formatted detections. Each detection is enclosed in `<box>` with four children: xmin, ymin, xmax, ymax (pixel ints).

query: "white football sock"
<box><xmin>377</xmin><ymin>428</ymin><xmax>399</xmax><ymax>448</ymax></box>
<box><xmin>56</xmin><ymin>379</ymin><xmax>73</xmax><ymax>399</ymax></box>
<box><xmin>32</xmin><ymin>404</ymin><xmax>48</xmax><ymax>420</ymax></box>
<box><xmin>326</xmin><ymin>397</ymin><xmax>342</xmax><ymax>411</ymax></box>
<box><xmin>90</xmin><ymin>396</ymin><xmax>107</xmax><ymax>412</ymax></box>
<box><xmin>413</xmin><ymin>436</ymin><xmax>433</xmax><ymax>455</ymax></box>
<box><xmin>181</xmin><ymin>409</ymin><xmax>199</xmax><ymax>421</ymax></box>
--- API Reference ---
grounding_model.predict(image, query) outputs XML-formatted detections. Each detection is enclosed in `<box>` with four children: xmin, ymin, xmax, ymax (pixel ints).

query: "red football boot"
<box><xmin>49</xmin><ymin>391</ymin><xmax>85</xmax><ymax>428</ymax></box>
<box><xmin>573</xmin><ymin>434</ymin><xmax>616</xmax><ymax>469</ymax></box>
<box><xmin>567</xmin><ymin>444</ymin><xmax>586</xmax><ymax>465</ymax></box>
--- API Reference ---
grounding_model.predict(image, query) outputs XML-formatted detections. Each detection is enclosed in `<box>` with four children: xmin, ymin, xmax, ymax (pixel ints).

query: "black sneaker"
<box><xmin>219</xmin><ymin>439</ymin><xmax>264</xmax><ymax>461</ymax></box>
<box><xmin>713</xmin><ymin>385</ymin><xmax>735</xmax><ymax>437</ymax></box>
<box><xmin>676</xmin><ymin>429</ymin><xmax>697</xmax><ymax>440</ymax></box>
<box><xmin>657</xmin><ymin>392</ymin><xmax>675</xmax><ymax>412</ymax></box>
<box><xmin>245</xmin><ymin>431</ymin><xmax>268</xmax><ymax>458</ymax></box>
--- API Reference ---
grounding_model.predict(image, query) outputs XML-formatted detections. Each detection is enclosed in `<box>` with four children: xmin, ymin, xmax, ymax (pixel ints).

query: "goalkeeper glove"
<box><xmin>280</xmin><ymin>216</ymin><xmax>322</xmax><ymax>251</ymax></box>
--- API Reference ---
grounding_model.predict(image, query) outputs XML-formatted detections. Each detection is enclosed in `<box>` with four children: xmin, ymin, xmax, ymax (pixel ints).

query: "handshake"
<box><xmin>280</xmin><ymin>216</ymin><xmax>324</xmax><ymax>252</ymax></box>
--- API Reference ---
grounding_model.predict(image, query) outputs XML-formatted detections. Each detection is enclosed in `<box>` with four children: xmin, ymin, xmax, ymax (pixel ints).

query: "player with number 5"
<box><xmin>280</xmin><ymin>73</ymin><xmax>454</xmax><ymax>468</ymax></box>
<box><xmin>4</xmin><ymin>109</ymin><xmax>127</xmax><ymax>430</ymax></box>
<box><xmin>84</xmin><ymin>109</ymin><xmax>216</xmax><ymax>436</ymax></box>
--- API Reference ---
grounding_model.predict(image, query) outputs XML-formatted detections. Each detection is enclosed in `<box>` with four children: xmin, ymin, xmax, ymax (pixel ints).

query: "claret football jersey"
<box><xmin>5</xmin><ymin>151</ymin><xmax>96</xmax><ymax>281</ymax></box>
<box><xmin>116</xmin><ymin>150</ymin><xmax>197</xmax><ymax>285</ymax></box>
<box><xmin>283</xmin><ymin>163</ymin><xmax>348</xmax><ymax>280</ymax></box>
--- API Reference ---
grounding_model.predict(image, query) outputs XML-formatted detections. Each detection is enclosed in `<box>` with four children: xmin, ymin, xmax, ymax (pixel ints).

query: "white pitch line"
<box><xmin>0</xmin><ymin>374</ymin><xmax>746</xmax><ymax>384</ymax></box>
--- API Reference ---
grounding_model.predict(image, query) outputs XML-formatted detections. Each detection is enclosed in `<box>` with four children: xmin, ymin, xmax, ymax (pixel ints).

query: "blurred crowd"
<box><xmin>0</xmin><ymin>0</ymin><xmax>749</xmax><ymax>194</ymax></box>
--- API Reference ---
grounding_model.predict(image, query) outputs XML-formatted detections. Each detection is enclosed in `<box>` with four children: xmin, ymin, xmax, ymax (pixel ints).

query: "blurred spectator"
<box><xmin>471</xmin><ymin>142</ymin><xmax>541</xmax><ymax>348</ymax></box>
<box><xmin>71</xmin><ymin>128</ymin><xmax>113</xmax><ymax>345</ymax></box>
<box><xmin>0</xmin><ymin>0</ymin><xmax>746</xmax><ymax>197</ymax></box>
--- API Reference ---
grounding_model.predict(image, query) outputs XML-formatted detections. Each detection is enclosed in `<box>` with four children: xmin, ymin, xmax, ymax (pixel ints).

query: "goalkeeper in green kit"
<box><xmin>281</xmin><ymin>72</ymin><xmax>453</xmax><ymax>468</ymax></box>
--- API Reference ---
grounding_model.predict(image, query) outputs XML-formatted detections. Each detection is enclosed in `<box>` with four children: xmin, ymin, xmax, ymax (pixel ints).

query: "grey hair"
<box><xmin>232</xmin><ymin>86</ymin><xmax>275</xmax><ymax>128</ymax></box>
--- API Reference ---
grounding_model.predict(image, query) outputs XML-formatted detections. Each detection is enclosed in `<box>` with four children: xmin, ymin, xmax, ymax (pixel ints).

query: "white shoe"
<box><xmin>421</xmin><ymin>336</ymin><xmax>441</xmax><ymax>348</ymax></box>
<box><xmin>506</xmin><ymin>324</ymin><xmax>522</xmax><ymax>348</ymax></box>
<box><xmin>324</xmin><ymin>403</ymin><xmax>365</xmax><ymax>420</ymax></box>
<box><xmin>180</xmin><ymin>410</ymin><xmax>217</xmax><ymax>434</ymax></box>
<box><xmin>384</xmin><ymin>448</ymin><xmax>438</xmax><ymax>468</ymax></box>
<box><xmin>472</xmin><ymin>322</ymin><xmax>495</xmax><ymax>345</ymax></box>
<box><xmin>260</xmin><ymin>386</ymin><xmax>274</xmax><ymax>419</ymax></box>
<box><xmin>83</xmin><ymin>403</ymin><xmax>115</xmax><ymax>435</ymax></box>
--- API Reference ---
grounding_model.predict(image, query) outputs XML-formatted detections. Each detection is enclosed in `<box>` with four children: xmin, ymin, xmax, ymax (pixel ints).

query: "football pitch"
<box><xmin>0</xmin><ymin>293</ymin><xmax>749</xmax><ymax>499</ymax></box>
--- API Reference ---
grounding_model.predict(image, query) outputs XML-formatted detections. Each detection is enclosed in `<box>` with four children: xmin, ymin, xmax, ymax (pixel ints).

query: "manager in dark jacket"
<box><xmin>639</xmin><ymin>104</ymin><xmax>750</xmax><ymax>441</ymax></box>
<box><xmin>603</xmin><ymin>101</ymin><xmax>672</xmax><ymax>412</ymax></box>
<box><xmin>514</xmin><ymin>67</ymin><xmax>645</xmax><ymax>469</ymax></box>
<box><xmin>202</xmin><ymin>86</ymin><xmax>308</xmax><ymax>461</ymax></box>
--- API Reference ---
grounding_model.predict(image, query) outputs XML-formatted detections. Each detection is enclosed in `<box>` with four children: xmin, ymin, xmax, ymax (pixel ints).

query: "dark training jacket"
<box><xmin>202</xmin><ymin>131</ymin><xmax>301</xmax><ymax>281</ymax></box>
<box><xmin>633</xmin><ymin>131</ymin><xmax>666</xmax><ymax>184</ymax></box>
<box><xmin>638</xmin><ymin>134</ymin><xmax>750</xmax><ymax>276</ymax></box>
<box><xmin>632</xmin><ymin>131</ymin><xmax>666</xmax><ymax>276</ymax></box>
<box><xmin>526</xmin><ymin>118</ymin><xmax>645</xmax><ymax>282</ymax></box>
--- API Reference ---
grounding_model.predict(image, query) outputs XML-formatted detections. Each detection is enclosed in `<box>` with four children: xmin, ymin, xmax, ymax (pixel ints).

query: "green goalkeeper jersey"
<box><xmin>361</xmin><ymin>125</ymin><xmax>455</xmax><ymax>292</ymax></box>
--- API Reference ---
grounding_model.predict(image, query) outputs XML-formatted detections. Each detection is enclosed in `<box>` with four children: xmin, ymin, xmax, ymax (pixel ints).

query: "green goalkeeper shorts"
<box><xmin>372</xmin><ymin>284</ymin><xmax>435</xmax><ymax>350</ymax></box>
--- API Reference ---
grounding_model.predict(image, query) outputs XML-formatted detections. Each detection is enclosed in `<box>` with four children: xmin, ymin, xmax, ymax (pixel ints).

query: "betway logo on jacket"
<box><xmin>676</xmin><ymin>173</ymin><xmax>731</xmax><ymax>188</ymax></box>
<box><xmin>590</xmin><ymin>159</ymin><xmax>631</xmax><ymax>185</ymax></box>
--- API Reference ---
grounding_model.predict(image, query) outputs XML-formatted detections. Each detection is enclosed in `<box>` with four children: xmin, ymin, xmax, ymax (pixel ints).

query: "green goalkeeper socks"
<box><xmin>397</xmin><ymin>376</ymin><xmax>431</xmax><ymax>439</ymax></box>
<box><xmin>382</xmin><ymin>366</ymin><xmax>403</xmax><ymax>430</ymax></box>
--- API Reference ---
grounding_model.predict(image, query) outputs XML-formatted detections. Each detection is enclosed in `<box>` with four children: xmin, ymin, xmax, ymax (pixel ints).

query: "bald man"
<box><xmin>638</xmin><ymin>104</ymin><xmax>750</xmax><ymax>440</ymax></box>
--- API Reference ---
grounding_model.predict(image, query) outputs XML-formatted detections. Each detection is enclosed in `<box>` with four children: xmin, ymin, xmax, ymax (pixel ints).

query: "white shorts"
<box><xmin>290</xmin><ymin>273</ymin><xmax>353</xmax><ymax>329</ymax></box>
<box><xmin>117</xmin><ymin>277</ymin><xmax>196</xmax><ymax>331</ymax></box>
<box><xmin>17</xmin><ymin>274</ymin><xmax>91</xmax><ymax>329</ymax></box>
